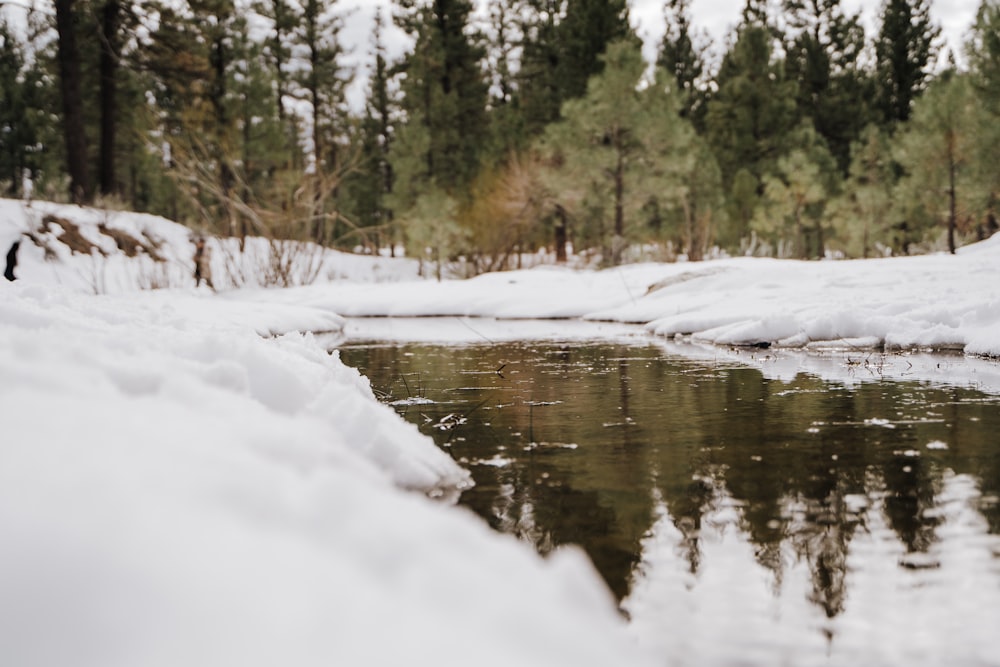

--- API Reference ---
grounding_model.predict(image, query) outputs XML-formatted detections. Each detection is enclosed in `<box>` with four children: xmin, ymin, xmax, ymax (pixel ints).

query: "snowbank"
<box><xmin>0</xmin><ymin>199</ymin><xmax>421</xmax><ymax>292</ymax></box>
<box><xmin>5</xmin><ymin>196</ymin><xmax>999</xmax><ymax>359</ymax></box>
<box><xmin>291</xmin><ymin>238</ymin><xmax>1000</xmax><ymax>358</ymax></box>
<box><xmin>0</xmin><ymin>282</ymin><xmax>656</xmax><ymax>667</ymax></box>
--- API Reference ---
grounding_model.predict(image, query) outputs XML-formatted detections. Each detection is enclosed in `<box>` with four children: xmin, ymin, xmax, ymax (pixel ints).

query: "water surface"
<box><xmin>339</xmin><ymin>337</ymin><xmax>1000</xmax><ymax>666</ymax></box>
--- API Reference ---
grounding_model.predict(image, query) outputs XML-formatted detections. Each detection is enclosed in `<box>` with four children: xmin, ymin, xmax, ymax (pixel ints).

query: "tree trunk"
<box><xmin>98</xmin><ymin>0</ymin><xmax>121</xmax><ymax>197</ymax></box>
<box><xmin>209</xmin><ymin>19</ymin><xmax>234</xmax><ymax>235</ymax></box>
<box><xmin>947</xmin><ymin>150</ymin><xmax>957</xmax><ymax>254</ymax></box>
<box><xmin>554</xmin><ymin>205</ymin><xmax>568</xmax><ymax>263</ymax></box>
<box><xmin>55</xmin><ymin>0</ymin><xmax>92</xmax><ymax>204</ymax></box>
<box><xmin>612</xmin><ymin>135</ymin><xmax>625</xmax><ymax>265</ymax></box>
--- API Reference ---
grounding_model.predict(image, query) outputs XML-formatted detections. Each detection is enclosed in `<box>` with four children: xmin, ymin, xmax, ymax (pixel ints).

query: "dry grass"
<box><xmin>44</xmin><ymin>215</ymin><xmax>105</xmax><ymax>256</ymax></box>
<box><xmin>97</xmin><ymin>223</ymin><xmax>166</xmax><ymax>261</ymax></box>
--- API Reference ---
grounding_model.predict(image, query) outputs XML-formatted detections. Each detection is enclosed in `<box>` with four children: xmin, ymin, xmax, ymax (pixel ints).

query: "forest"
<box><xmin>0</xmin><ymin>0</ymin><xmax>998</xmax><ymax>273</ymax></box>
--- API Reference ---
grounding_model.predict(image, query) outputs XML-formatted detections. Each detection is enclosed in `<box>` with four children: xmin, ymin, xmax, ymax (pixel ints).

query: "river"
<box><xmin>338</xmin><ymin>326</ymin><xmax>1000</xmax><ymax>666</ymax></box>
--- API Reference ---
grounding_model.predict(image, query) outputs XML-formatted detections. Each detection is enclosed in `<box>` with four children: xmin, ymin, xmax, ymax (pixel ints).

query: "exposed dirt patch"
<box><xmin>44</xmin><ymin>215</ymin><xmax>105</xmax><ymax>256</ymax></box>
<box><xmin>98</xmin><ymin>223</ymin><xmax>166</xmax><ymax>261</ymax></box>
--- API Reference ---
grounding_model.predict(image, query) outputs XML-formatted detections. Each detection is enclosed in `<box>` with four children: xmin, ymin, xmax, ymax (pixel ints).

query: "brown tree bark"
<box><xmin>947</xmin><ymin>138</ymin><xmax>957</xmax><ymax>254</ymax></box>
<box><xmin>99</xmin><ymin>0</ymin><xmax>122</xmax><ymax>197</ymax></box>
<box><xmin>55</xmin><ymin>0</ymin><xmax>92</xmax><ymax>204</ymax></box>
<box><xmin>554</xmin><ymin>205</ymin><xmax>568</xmax><ymax>263</ymax></box>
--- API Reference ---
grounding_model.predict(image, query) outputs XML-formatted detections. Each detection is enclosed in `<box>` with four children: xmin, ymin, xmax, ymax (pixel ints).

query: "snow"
<box><xmin>259</xmin><ymin>237</ymin><xmax>1000</xmax><ymax>359</ymax></box>
<box><xmin>0</xmin><ymin>283</ymin><xmax>653</xmax><ymax>667</ymax></box>
<box><xmin>3</xmin><ymin>197</ymin><xmax>1000</xmax><ymax>665</ymax></box>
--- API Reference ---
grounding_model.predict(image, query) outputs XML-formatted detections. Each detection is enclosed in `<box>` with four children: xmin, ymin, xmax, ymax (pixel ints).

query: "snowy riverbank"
<box><xmin>3</xmin><ymin>198</ymin><xmax>1000</xmax><ymax>665</ymax></box>
<box><xmin>0</xmin><ymin>283</ymin><xmax>660</xmax><ymax>667</ymax></box>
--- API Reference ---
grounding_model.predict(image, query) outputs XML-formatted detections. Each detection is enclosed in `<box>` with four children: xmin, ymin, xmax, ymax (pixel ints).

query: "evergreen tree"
<box><xmin>706</xmin><ymin>10</ymin><xmax>798</xmax><ymax>245</ymax></box>
<box><xmin>555</xmin><ymin>0</ymin><xmax>634</xmax><ymax>102</ymax></box>
<box><xmin>539</xmin><ymin>41</ymin><xmax>700</xmax><ymax>265</ymax></box>
<box><xmin>751</xmin><ymin>124</ymin><xmax>837</xmax><ymax>258</ymax></box>
<box><xmin>782</xmin><ymin>0</ymin><xmax>872</xmax><ymax>173</ymax></box>
<box><xmin>54</xmin><ymin>0</ymin><xmax>92</xmax><ymax>203</ymax></box>
<box><xmin>0</xmin><ymin>20</ymin><xmax>34</xmax><ymax>197</ymax></box>
<box><xmin>230</xmin><ymin>16</ymin><xmax>290</xmax><ymax>236</ymax></box>
<box><xmin>966</xmin><ymin>0</ymin><xmax>1000</xmax><ymax>238</ymax></box>
<box><xmin>482</xmin><ymin>0</ymin><xmax>524</xmax><ymax>158</ymax></box>
<box><xmin>894</xmin><ymin>70</ymin><xmax>977</xmax><ymax>254</ymax></box>
<box><xmin>143</xmin><ymin>0</ymin><xmax>243</xmax><ymax>230</ymax></box>
<box><xmin>392</xmin><ymin>0</ymin><xmax>488</xmax><ymax>202</ymax></box>
<box><xmin>343</xmin><ymin>9</ymin><xmax>396</xmax><ymax>253</ymax></box>
<box><xmin>657</xmin><ymin>0</ymin><xmax>710</xmax><ymax>131</ymax></box>
<box><xmin>253</xmin><ymin>0</ymin><xmax>295</xmax><ymax>125</ymax></box>
<box><xmin>874</xmin><ymin>0</ymin><xmax>940</xmax><ymax>128</ymax></box>
<box><xmin>97</xmin><ymin>0</ymin><xmax>124</xmax><ymax>197</ymax></box>
<box><xmin>516</xmin><ymin>0</ymin><xmax>563</xmax><ymax>134</ymax></box>
<box><xmin>829</xmin><ymin>124</ymin><xmax>895</xmax><ymax>257</ymax></box>
<box><xmin>290</xmin><ymin>0</ymin><xmax>351</xmax><ymax>244</ymax></box>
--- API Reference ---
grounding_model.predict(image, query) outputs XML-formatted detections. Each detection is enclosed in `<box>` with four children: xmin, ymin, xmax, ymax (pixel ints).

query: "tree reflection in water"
<box><xmin>340</xmin><ymin>340</ymin><xmax>1000</xmax><ymax>663</ymax></box>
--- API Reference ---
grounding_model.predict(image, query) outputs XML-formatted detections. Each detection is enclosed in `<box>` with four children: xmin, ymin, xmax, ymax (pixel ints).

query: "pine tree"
<box><xmin>0</xmin><ymin>20</ymin><xmax>33</xmax><ymax>197</ymax></box>
<box><xmin>874</xmin><ymin>0</ymin><xmax>940</xmax><ymax>128</ymax></box>
<box><xmin>751</xmin><ymin>124</ymin><xmax>837</xmax><ymax>258</ymax></box>
<box><xmin>516</xmin><ymin>0</ymin><xmax>563</xmax><ymax>134</ymax></box>
<box><xmin>706</xmin><ymin>10</ymin><xmax>798</xmax><ymax>244</ymax></box>
<box><xmin>142</xmin><ymin>0</ymin><xmax>243</xmax><ymax>230</ymax></box>
<box><xmin>230</xmin><ymin>16</ymin><xmax>290</xmax><ymax>236</ymax></box>
<box><xmin>392</xmin><ymin>0</ymin><xmax>488</xmax><ymax>201</ymax></box>
<box><xmin>894</xmin><ymin>70</ymin><xmax>977</xmax><ymax>254</ymax></box>
<box><xmin>54</xmin><ymin>0</ymin><xmax>92</xmax><ymax>203</ymax></box>
<box><xmin>657</xmin><ymin>0</ymin><xmax>710</xmax><ymax>130</ymax></box>
<box><xmin>253</xmin><ymin>0</ymin><xmax>295</xmax><ymax>125</ymax></box>
<box><xmin>97</xmin><ymin>0</ymin><xmax>123</xmax><ymax>197</ymax></box>
<box><xmin>829</xmin><ymin>124</ymin><xmax>895</xmax><ymax>257</ymax></box>
<box><xmin>782</xmin><ymin>0</ymin><xmax>872</xmax><ymax>173</ymax></box>
<box><xmin>342</xmin><ymin>9</ymin><xmax>396</xmax><ymax>253</ymax></box>
<box><xmin>482</xmin><ymin>0</ymin><xmax>524</xmax><ymax>159</ymax></box>
<box><xmin>555</xmin><ymin>0</ymin><xmax>634</xmax><ymax>102</ymax></box>
<box><xmin>966</xmin><ymin>0</ymin><xmax>1000</xmax><ymax>238</ymax></box>
<box><xmin>291</xmin><ymin>0</ymin><xmax>352</xmax><ymax>245</ymax></box>
<box><xmin>539</xmin><ymin>40</ymin><xmax>700</xmax><ymax>265</ymax></box>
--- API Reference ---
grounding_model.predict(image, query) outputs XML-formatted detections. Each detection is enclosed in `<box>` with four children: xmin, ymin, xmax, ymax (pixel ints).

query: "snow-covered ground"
<box><xmin>270</xmin><ymin>238</ymin><xmax>1000</xmax><ymax>358</ymax></box>
<box><xmin>3</xmin><ymin>198</ymin><xmax>1000</xmax><ymax>665</ymax></box>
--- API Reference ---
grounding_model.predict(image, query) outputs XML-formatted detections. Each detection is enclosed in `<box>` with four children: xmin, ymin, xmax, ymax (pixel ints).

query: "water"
<box><xmin>339</xmin><ymin>337</ymin><xmax>1000</xmax><ymax>665</ymax></box>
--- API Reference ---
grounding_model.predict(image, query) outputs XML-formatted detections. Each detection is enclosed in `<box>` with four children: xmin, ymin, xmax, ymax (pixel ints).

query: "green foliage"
<box><xmin>726</xmin><ymin>168</ymin><xmax>761</xmax><ymax>251</ymax></box>
<box><xmin>514</xmin><ymin>0</ymin><xmax>563</xmax><ymax>135</ymax></box>
<box><xmin>402</xmin><ymin>187</ymin><xmax>466</xmax><ymax>280</ymax></box>
<box><xmin>538</xmin><ymin>41</ymin><xmax>711</xmax><ymax>264</ymax></box>
<box><xmin>10</xmin><ymin>0</ymin><xmax>996</xmax><ymax>267</ymax></box>
<box><xmin>782</xmin><ymin>0</ymin><xmax>872</xmax><ymax>173</ymax></box>
<box><xmin>752</xmin><ymin>123</ymin><xmax>837</xmax><ymax>258</ymax></box>
<box><xmin>340</xmin><ymin>9</ymin><xmax>396</xmax><ymax>253</ymax></box>
<box><xmin>291</xmin><ymin>0</ymin><xmax>352</xmax><ymax>245</ymax></box>
<box><xmin>828</xmin><ymin>125</ymin><xmax>895</xmax><ymax>257</ymax></box>
<box><xmin>657</xmin><ymin>0</ymin><xmax>710</xmax><ymax>130</ymax></box>
<box><xmin>0</xmin><ymin>20</ymin><xmax>34</xmax><ymax>197</ymax></box>
<box><xmin>874</xmin><ymin>0</ymin><xmax>940</xmax><ymax>127</ymax></box>
<box><xmin>966</xmin><ymin>1</ymin><xmax>1000</xmax><ymax>237</ymax></box>
<box><xmin>392</xmin><ymin>0</ymin><xmax>489</xmax><ymax>199</ymax></box>
<box><xmin>893</xmin><ymin>72</ymin><xmax>979</xmax><ymax>253</ymax></box>
<box><xmin>707</xmin><ymin>20</ymin><xmax>799</xmax><ymax>193</ymax></box>
<box><xmin>555</xmin><ymin>0</ymin><xmax>635</xmax><ymax>102</ymax></box>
